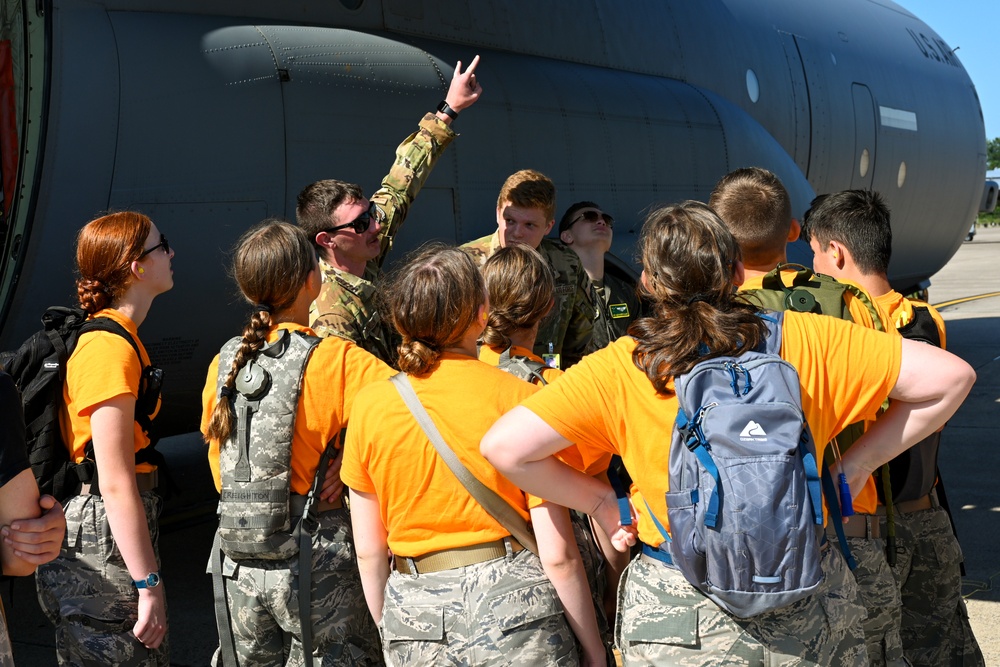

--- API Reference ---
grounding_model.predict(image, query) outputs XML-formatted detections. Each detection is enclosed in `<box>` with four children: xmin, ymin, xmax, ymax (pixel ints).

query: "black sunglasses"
<box><xmin>138</xmin><ymin>234</ymin><xmax>170</xmax><ymax>259</ymax></box>
<box><xmin>571</xmin><ymin>210</ymin><xmax>615</xmax><ymax>228</ymax></box>
<box><xmin>324</xmin><ymin>202</ymin><xmax>382</xmax><ymax>235</ymax></box>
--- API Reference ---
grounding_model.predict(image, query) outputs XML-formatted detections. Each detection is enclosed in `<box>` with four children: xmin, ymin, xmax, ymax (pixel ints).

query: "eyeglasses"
<box><xmin>571</xmin><ymin>210</ymin><xmax>615</xmax><ymax>228</ymax></box>
<box><xmin>324</xmin><ymin>202</ymin><xmax>382</xmax><ymax>235</ymax></box>
<box><xmin>138</xmin><ymin>234</ymin><xmax>170</xmax><ymax>259</ymax></box>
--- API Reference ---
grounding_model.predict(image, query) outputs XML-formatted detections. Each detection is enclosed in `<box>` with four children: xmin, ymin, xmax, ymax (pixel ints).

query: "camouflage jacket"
<box><xmin>310</xmin><ymin>112</ymin><xmax>456</xmax><ymax>364</ymax></box>
<box><xmin>588</xmin><ymin>268</ymin><xmax>642</xmax><ymax>352</ymax></box>
<box><xmin>462</xmin><ymin>233</ymin><xmax>594</xmax><ymax>368</ymax></box>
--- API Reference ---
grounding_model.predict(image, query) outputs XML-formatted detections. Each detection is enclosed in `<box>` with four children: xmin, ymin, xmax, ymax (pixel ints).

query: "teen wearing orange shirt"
<box><xmin>478</xmin><ymin>244</ymin><xmax>624</xmax><ymax>659</ymax></box>
<box><xmin>342</xmin><ymin>245</ymin><xmax>604</xmax><ymax>666</ymax></box>
<box><xmin>201</xmin><ymin>220</ymin><xmax>391</xmax><ymax>665</ymax></box>
<box><xmin>483</xmin><ymin>201</ymin><xmax>975</xmax><ymax>666</ymax></box>
<box><xmin>36</xmin><ymin>212</ymin><xmax>173</xmax><ymax>665</ymax></box>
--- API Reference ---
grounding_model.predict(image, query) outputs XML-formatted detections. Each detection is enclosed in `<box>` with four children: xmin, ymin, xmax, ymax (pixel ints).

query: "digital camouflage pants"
<box><xmin>615</xmin><ymin>545</ymin><xmax>867</xmax><ymax>666</ymax></box>
<box><xmin>883</xmin><ymin>505</ymin><xmax>984</xmax><ymax>667</ymax></box>
<box><xmin>841</xmin><ymin>535</ymin><xmax>908</xmax><ymax>666</ymax></box>
<box><xmin>379</xmin><ymin>547</ymin><xmax>579</xmax><ymax>666</ymax></box>
<box><xmin>35</xmin><ymin>491</ymin><xmax>169</xmax><ymax>667</ymax></box>
<box><xmin>211</xmin><ymin>508</ymin><xmax>383</xmax><ymax>666</ymax></box>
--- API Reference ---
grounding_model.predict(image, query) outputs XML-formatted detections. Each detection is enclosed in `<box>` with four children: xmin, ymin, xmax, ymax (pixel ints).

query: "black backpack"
<box><xmin>0</xmin><ymin>306</ymin><xmax>162</xmax><ymax>502</ymax></box>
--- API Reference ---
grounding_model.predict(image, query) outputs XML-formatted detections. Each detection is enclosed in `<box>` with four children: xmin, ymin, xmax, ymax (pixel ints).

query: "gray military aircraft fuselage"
<box><xmin>0</xmin><ymin>0</ymin><xmax>987</xmax><ymax>435</ymax></box>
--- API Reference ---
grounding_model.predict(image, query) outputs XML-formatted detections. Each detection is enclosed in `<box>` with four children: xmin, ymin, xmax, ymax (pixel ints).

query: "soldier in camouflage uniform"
<box><xmin>558</xmin><ymin>201</ymin><xmax>642</xmax><ymax>352</ymax></box>
<box><xmin>295</xmin><ymin>56</ymin><xmax>483</xmax><ymax>365</ymax></box>
<box><xmin>805</xmin><ymin>189</ymin><xmax>984</xmax><ymax>667</ymax></box>
<box><xmin>461</xmin><ymin>169</ymin><xmax>594</xmax><ymax>368</ymax></box>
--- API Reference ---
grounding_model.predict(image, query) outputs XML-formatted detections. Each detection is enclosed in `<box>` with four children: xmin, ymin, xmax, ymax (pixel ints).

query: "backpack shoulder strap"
<box><xmin>79</xmin><ymin>317</ymin><xmax>145</xmax><ymax>367</ymax></box>
<box><xmin>498</xmin><ymin>346</ymin><xmax>549</xmax><ymax>386</ymax></box>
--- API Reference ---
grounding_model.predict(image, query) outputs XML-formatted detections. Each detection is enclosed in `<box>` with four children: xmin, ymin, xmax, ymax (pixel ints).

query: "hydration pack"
<box><xmin>215</xmin><ymin>329</ymin><xmax>323</xmax><ymax>561</ymax></box>
<box><xmin>495</xmin><ymin>346</ymin><xmax>548</xmax><ymax>385</ymax></box>
<box><xmin>0</xmin><ymin>306</ymin><xmax>162</xmax><ymax>502</ymax></box>
<box><xmin>649</xmin><ymin>313</ymin><xmax>827</xmax><ymax>618</ymax></box>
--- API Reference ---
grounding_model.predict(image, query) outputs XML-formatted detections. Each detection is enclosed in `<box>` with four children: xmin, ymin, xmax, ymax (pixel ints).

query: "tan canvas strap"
<box><xmin>389</xmin><ymin>373</ymin><xmax>539</xmax><ymax>556</ymax></box>
<box><xmin>394</xmin><ymin>537</ymin><xmax>524</xmax><ymax>574</ymax></box>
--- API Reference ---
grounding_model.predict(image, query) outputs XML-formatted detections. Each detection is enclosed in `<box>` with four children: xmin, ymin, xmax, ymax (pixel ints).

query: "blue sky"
<box><xmin>894</xmin><ymin>0</ymin><xmax>998</xmax><ymax>177</ymax></box>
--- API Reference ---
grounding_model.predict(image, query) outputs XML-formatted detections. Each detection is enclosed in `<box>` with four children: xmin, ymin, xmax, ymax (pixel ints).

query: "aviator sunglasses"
<box><xmin>324</xmin><ymin>202</ymin><xmax>382</xmax><ymax>235</ymax></box>
<box><xmin>571</xmin><ymin>210</ymin><xmax>615</xmax><ymax>228</ymax></box>
<box><xmin>138</xmin><ymin>234</ymin><xmax>170</xmax><ymax>259</ymax></box>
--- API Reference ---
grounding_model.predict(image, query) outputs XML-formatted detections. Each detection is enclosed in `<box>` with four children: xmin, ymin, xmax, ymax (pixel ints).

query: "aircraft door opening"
<box><xmin>851</xmin><ymin>83</ymin><xmax>876</xmax><ymax>190</ymax></box>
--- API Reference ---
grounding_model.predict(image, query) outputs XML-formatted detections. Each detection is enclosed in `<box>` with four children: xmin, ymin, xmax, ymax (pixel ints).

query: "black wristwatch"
<box><xmin>133</xmin><ymin>572</ymin><xmax>161</xmax><ymax>589</ymax></box>
<box><xmin>436</xmin><ymin>100</ymin><xmax>459</xmax><ymax>120</ymax></box>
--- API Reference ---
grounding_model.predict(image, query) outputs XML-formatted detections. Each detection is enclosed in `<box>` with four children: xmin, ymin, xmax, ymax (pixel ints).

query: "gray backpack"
<box><xmin>215</xmin><ymin>329</ymin><xmax>321</xmax><ymax>560</ymax></box>
<box><xmin>647</xmin><ymin>313</ymin><xmax>826</xmax><ymax>618</ymax></box>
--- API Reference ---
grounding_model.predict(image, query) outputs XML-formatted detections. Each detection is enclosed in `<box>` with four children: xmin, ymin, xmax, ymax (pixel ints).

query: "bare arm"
<box><xmin>842</xmin><ymin>338</ymin><xmax>975</xmax><ymax>494</ymax></box>
<box><xmin>90</xmin><ymin>395</ymin><xmax>166</xmax><ymax>650</ymax></box>
<box><xmin>482</xmin><ymin>408</ymin><xmax>636</xmax><ymax>553</ymax></box>
<box><xmin>1</xmin><ymin>494</ymin><xmax>65</xmax><ymax>572</ymax></box>
<box><xmin>349</xmin><ymin>488</ymin><xmax>390</xmax><ymax>625</ymax></box>
<box><xmin>531</xmin><ymin>503</ymin><xmax>605</xmax><ymax>667</ymax></box>
<box><xmin>0</xmin><ymin>469</ymin><xmax>44</xmax><ymax>576</ymax></box>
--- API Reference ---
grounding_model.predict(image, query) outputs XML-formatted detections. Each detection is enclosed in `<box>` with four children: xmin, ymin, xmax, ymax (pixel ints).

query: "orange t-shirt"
<box><xmin>479</xmin><ymin>343</ymin><xmax>612</xmax><ymax>476</ymax></box>
<box><xmin>520</xmin><ymin>311</ymin><xmax>902</xmax><ymax>547</ymax></box>
<box><xmin>59</xmin><ymin>309</ymin><xmax>159</xmax><ymax>473</ymax></box>
<box><xmin>739</xmin><ymin>272</ymin><xmax>890</xmax><ymax>513</ymax></box>
<box><xmin>201</xmin><ymin>322</ymin><xmax>392</xmax><ymax>495</ymax></box>
<box><xmin>340</xmin><ymin>352</ymin><xmax>539</xmax><ymax>557</ymax></box>
<box><xmin>874</xmin><ymin>291</ymin><xmax>947</xmax><ymax>349</ymax></box>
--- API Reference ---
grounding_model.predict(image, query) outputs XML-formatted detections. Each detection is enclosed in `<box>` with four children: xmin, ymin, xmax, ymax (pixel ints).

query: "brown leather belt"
<box><xmin>395</xmin><ymin>537</ymin><xmax>524</xmax><ymax>575</ymax></box>
<box><xmin>878</xmin><ymin>489</ymin><xmax>936</xmax><ymax>515</ymax></box>
<box><xmin>826</xmin><ymin>513</ymin><xmax>880</xmax><ymax>540</ymax></box>
<box><xmin>80</xmin><ymin>469</ymin><xmax>158</xmax><ymax>496</ymax></box>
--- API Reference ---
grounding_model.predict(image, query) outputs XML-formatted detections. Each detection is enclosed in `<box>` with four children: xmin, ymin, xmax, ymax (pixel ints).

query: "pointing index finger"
<box><xmin>463</xmin><ymin>55</ymin><xmax>480</xmax><ymax>76</ymax></box>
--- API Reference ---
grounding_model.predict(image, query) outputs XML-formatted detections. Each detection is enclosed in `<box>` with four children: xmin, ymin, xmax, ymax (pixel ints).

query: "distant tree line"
<box><xmin>989</xmin><ymin>136</ymin><xmax>1000</xmax><ymax>171</ymax></box>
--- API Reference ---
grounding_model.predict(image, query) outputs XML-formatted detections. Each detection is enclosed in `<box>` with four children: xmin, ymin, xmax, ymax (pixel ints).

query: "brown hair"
<box><xmin>630</xmin><ymin>201</ymin><xmax>767</xmax><ymax>395</ymax></box>
<box><xmin>384</xmin><ymin>244</ymin><xmax>485</xmax><ymax>377</ymax></box>
<box><xmin>295</xmin><ymin>179</ymin><xmax>365</xmax><ymax>246</ymax></box>
<box><xmin>496</xmin><ymin>169</ymin><xmax>556</xmax><ymax>221</ymax></box>
<box><xmin>205</xmin><ymin>219</ymin><xmax>317</xmax><ymax>444</ymax></box>
<box><xmin>75</xmin><ymin>211</ymin><xmax>152</xmax><ymax>314</ymax></box>
<box><xmin>708</xmin><ymin>167</ymin><xmax>792</xmax><ymax>267</ymax></box>
<box><xmin>480</xmin><ymin>244</ymin><xmax>554</xmax><ymax>349</ymax></box>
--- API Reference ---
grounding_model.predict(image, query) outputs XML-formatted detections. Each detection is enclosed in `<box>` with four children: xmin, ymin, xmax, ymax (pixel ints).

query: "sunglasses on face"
<box><xmin>138</xmin><ymin>234</ymin><xmax>170</xmax><ymax>259</ymax></box>
<box><xmin>324</xmin><ymin>202</ymin><xmax>382</xmax><ymax>235</ymax></box>
<box><xmin>571</xmin><ymin>210</ymin><xmax>615</xmax><ymax>228</ymax></box>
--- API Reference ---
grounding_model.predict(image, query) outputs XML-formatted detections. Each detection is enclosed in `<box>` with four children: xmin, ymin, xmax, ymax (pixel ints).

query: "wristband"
<box><xmin>436</xmin><ymin>100</ymin><xmax>459</xmax><ymax>120</ymax></box>
<box><xmin>133</xmin><ymin>572</ymin><xmax>161</xmax><ymax>589</ymax></box>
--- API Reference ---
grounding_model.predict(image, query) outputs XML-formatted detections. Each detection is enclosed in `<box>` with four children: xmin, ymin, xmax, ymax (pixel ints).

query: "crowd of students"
<box><xmin>0</xmin><ymin>54</ymin><xmax>985</xmax><ymax>667</ymax></box>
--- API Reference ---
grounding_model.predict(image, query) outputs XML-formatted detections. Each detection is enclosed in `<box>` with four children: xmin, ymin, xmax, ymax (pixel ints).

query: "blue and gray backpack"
<box><xmin>645</xmin><ymin>312</ymin><xmax>832</xmax><ymax>618</ymax></box>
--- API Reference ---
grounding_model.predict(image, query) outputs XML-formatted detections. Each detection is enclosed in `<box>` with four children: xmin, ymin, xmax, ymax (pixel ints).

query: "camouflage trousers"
<box><xmin>211</xmin><ymin>508</ymin><xmax>383</xmax><ymax>666</ymax></box>
<box><xmin>615</xmin><ymin>545</ymin><xmax>867</xmax><ymax>666</ymax></box>
<box><xmin>0</xmin><ymin>597</ymin><xmax>12</xmax><ymax>667</ymax></box>
<box><xmin>35</xmin><ymin>491</ymin><xmax>169</xmax><ymax>667</ymax></box>
<box><xmin>839</xmin><ymin>535</ymin><xmax>908</xmax><ymax>666</ymax></box>
<box><xmin>570</xmin><ymin>510</ymin><xmax>613</xmax><ymax>658</ymax></box>
<box><xmin>379</xmin><ymin>546</ymin><xmax>579</xmax><ymax>666</ymax></box>
<box><xmin>881</xmin><ymin>504</ymin><xmax>984</xmax><ymax>667</ymax></box>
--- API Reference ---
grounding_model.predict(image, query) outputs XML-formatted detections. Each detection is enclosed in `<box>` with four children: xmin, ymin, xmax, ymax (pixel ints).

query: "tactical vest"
<box><xmin>215</xmin><ymin>330</ymin><xmax>320</xmax><ymax>560</ymax></box>
<box><xmin>879</xmin><ymin>305</ymin><xmax>942</xmax><ymax>503</ymax></box>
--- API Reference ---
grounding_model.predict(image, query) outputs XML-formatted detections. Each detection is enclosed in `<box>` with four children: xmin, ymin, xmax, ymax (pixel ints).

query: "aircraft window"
<box><xmin>859</xmin><ymin>149</ymin><xmax>870</xmax><ymax>178</ymax></box>
<box><xmin>746</xmin><ymin>69</ymin><xmax>759</xmax><ymax>103</ymax></box>
<box><xmin>897</xmin><ymin>162</ymin><xmax>907</xmax><ymax>188</ymax></box>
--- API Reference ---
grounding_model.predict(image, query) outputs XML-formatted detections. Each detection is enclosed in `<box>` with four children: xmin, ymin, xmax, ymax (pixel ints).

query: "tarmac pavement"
<box><xmin>3</xmin><ymin>226</ymin><xmax>999</xmax><ymax>666</ymax></box>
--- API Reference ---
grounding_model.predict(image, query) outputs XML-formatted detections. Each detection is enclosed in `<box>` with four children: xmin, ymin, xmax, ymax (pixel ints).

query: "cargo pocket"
<box><xmin>485</xmin><ymin>584</ymin><xmax>576</xmax><ymax>664</ymax></box>
<box><xmin>620</xmin><ymin>602</ymin><xmax>699</xmax><ymax>654</ymax></box>
<box><xmin>381</xmin><ymin>604</ymin><xmax>444</xmax><ymax>643</ymax></box>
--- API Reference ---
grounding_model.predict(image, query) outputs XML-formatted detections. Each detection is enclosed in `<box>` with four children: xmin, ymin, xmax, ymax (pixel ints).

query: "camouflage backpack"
<box><xmin>214</xmin><ymin>329</ymin><xmax>323</xmax><ymax>560</ymax></box>
<box><xmin>495</xmin><ymin>346</ymin><xmax>548</xmax><ymax>385</ymax></box>
<box><xmin>739</xmin><ymin>263</ymin><xmax>884</xmax><ymax>452</ymax></box>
